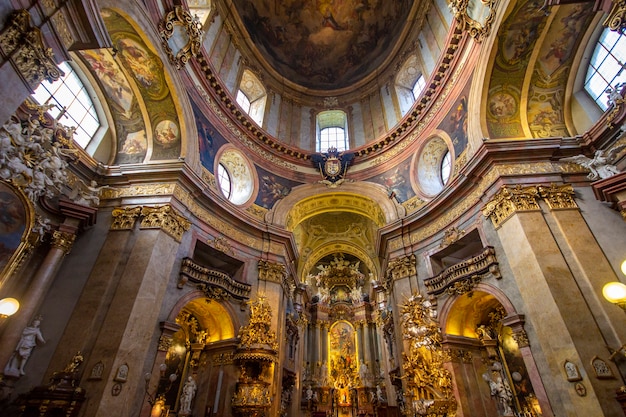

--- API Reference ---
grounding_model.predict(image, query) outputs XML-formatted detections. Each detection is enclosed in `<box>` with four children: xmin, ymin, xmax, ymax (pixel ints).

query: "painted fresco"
<box><xmin>438</xmin><ymin>80</ymin><xmax>471</xmax><ymax>157</ymax></box>
<box><xmin>232</xmin><ymin>0</ymin><xmax>413</xmax><ymax>90</ymax></box>
<box><xmin>255</xmin><ymin>167</ymin><xmax>301</xmax><ymax>209</ymax></box>
<box><xmin>79</xmin><ymin>48</ymin><xmax>148</xmax><ymax>164</ymax></box>
<box><xmin>0</xmin><ymin>182</ymin><xmax>27</xmax><ymax>273</ymax></box>
<box><xmin>329</xmin><ymin>321</ymin><xmax>357</xmax><ymax>380</ymax></box>
<box><xmin>96</xmin><ymin>9</ymin><xmax>181</xmax><ymax>162</ymax></box>
<box><xmin>486</xmin><ymin>0</ymin><xmax>593</xmax><ymax>139</ymax></box>
<box><xmin>527</xmin><ymin>4</ymin><xmax>593</xmax><ymax>138</ymax></box>
<box><xmin>195</xmin><ymin>103</ymin><xmax>227</xmax><ymax>172</ymax></box>
<box><xmin>368</xmin><ymin>157</ymin><xmax>414</xmax><ymax>203</ymax></box>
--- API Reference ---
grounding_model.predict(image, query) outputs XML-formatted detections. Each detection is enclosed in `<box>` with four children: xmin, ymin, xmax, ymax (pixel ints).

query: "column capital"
<box><xmin>538</xmin><ymin>184</ymin><xmax>578</xmax><ymax>210</ymax></box>
<box><xmin>140</xmin><ymin>205</ymin><xmax>190</xmax><ymax>242</ymax></box>
<box><xmin>384</xmin><ymin>254</ymin><xmax>417</xmax><ymax>290</ymax></box>
<box><xmin>258</xmin><ymin>259</ymin><xmax>286</xmax><ymax>284</ymax></box>
<box><xmin>482</xmin><ymin>185</ymin><xmax>541</xmax><ymax>228</ymax></box>
<box><xmin>110</xmin><ymin>206</ymin><xmax>142</xmax><ymax>230</ymax></box>
<box><xmin>51</xmin><ymin>230</ymin><xmax>76</xmax><ymax>254</ymax></box>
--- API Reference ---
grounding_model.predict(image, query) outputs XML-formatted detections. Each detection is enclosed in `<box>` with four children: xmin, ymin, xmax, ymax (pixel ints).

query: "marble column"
<box><xmin>0</xmin><ymin>200</ymin><xmax>96</xmax><ymax>377</ymax></box>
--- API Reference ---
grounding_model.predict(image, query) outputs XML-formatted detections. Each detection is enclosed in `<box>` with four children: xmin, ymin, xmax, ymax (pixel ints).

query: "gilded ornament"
<box><xmin>446</xmin><ymin>275</ymin><xmax>481</xmax><ymax>296</ymax></box>
<box><xmin>110</xmin><ymin>206</ymin><xmax>142</xmax><ymax>230</ymax></box>
<box><xmin>0</xmin><ymin>10</ymin><xmax>63</xmax><ymax>88</ymax></box>
<box><xmin>209</xmin><ymin>236</ymin><xmax>233</xmax><ymax>255</ymax></box>
<box><xmin>159</xmin><ymin>6</ymin><xmax>203</xmax><ymax>69</ymax></box>
<box><xmin>179</xmin><ymin>258</ymin><xmax>251</xmax><ymax>300</ymax></box>
<box><xmin>385</xmin><ymin>254</ymin><xmax>417</xmax><ymax>287</ymax></box>
<box><xmin>51</xmin><ymin>230</ymin><xmax>76</xmax><ymax>254</ymax></box>
<box><xmin>100</xmin><ymin>183</ymin><xmax>176</xmax><ymax>200</ymax></box>
<box><xmin>140</xmin><ymin>205</ymin><xmax>191</xmax><ymax>242</ymax></box>
<box><xmin>604</xmin><ymin>0</ymin><xmax>626</xmax><ymax>38</ymax></box>
<box><xmin>425</xmin><ymin>247</ymin><xmax>499</xmax><ymax>295</ymax></box>
<box><xmin>440</xmin><ymin>226</ymin><xmax>465</xmax><ymax>248</ymax></box>
<box><xmin>213</xmin><ymin>352</ymin><xmax>234</xmax><ymax>365</ymax></box>
<box><xmin>158</xmin><ymin>335</ymin><xmax>173</xmax><ymax>352</ymax></box>
<box><xmin>512</xmin><ymin>330</ymin><xmax>530</xmax><ymax>348</ymax></box>
<box><xmin>482</xmin><ymin>185</ymin><xmax>541</xmax><ymax>228</ymax></box>
<box><xmin>258</xmin><ymin>260</ymin><xmax>286</xmax><ymax>284</ymax></box>
<box><xmin>538</xmin><ymin>184</ymin><xmax>578</xmax><ymax>210</ymax></box>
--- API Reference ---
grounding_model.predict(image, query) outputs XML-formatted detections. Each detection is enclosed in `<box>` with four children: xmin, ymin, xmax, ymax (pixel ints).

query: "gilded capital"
<box><xmin>385</xmin><ymin>254</ymin><xmax>417</xmax><ymax>283</ymax></box>
<box><xmin>482</xmin><ymin>185</ymin><xmax>540</xmax><ymax>228</ymax></box>
<box><xmin>140</xmin><ymin>205</ymin><xmax>191</xmax><ymax>242</ymax></box>
<box><xmin>111</xmin><ymin>206</ymin><xmax>142</xmax><ymax>230</ymax></box>
<box><xmin>258</xmin><ymin>259</ymin><xmax>286</xmax><ymax>284</ymax></box>
<box><xmin>538</xmin><ymin>184</ymin><xmax>578</xmax><ymax>210</ymax></box>
<box><xmin>512</xmin><ymin>330</ymin><xmax>530</xmax><ymax>348</ymax></box>
<box><xmin>157</xmin><ymin>335</ymin><xmax>173</xmax><ymax>352</ymax></box>
<box><xmin>51</xmin><ymin>230</ymin><xmax>76</xmax><ymax>254</ymax></box>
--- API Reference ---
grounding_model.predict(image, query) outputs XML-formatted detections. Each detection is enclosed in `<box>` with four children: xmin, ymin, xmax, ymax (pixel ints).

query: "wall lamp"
<box><xmin>602</xmin><ymin>260</ymin><xmax>626</xmax><ymax>312</ymax></box>
<box><xmin>144</xmin><ymin>364</ymin><xmax>177</xmax><ymax>416</ymax></box>
<box><xmin>0</xmin><ymin>298</ymin><xmax>20</xmax><ymax>318</ymax></box>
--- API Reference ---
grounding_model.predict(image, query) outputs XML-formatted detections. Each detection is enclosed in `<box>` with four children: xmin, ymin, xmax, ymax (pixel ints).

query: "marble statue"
<box><xmin>482</xmin><ymin>372</ymin><xmax>514</xmax><ymax>416</ymax></box>
<box><xmin>68</xmin><ymin>179</ymin><xmax>110</xmax><ymax>207</ymax></box>
<box><xmin>179</xmin><ymin>376</ymin><xmax>197</xmax><ymax>416</ymax></box>
<box><xmin>4</xmin><ymin>317</ymin><xmax>46</xmax><ymax>377</ymax></box>
<box><xmin>561</xmin><ymin>144</ymin><xmax>626</xmax><ymax>181</ymax></box>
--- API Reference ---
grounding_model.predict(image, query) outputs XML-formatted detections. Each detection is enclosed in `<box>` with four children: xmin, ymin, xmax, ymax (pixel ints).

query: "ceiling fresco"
<box><xmin>232</xmin><ymin>0</ymin><xmax>414</xmax><ymax>90</ymax></box>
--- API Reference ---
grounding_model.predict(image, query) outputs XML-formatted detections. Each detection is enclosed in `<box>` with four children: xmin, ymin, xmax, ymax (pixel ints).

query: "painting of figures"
<box><xmin>0</xmin><ymin>182</ymin><xmax>27</xmax><ymax>274</ymax></box>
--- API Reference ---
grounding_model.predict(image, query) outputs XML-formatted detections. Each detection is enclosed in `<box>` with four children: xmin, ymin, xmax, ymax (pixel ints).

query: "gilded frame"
<box><xmin>450</xmin><ymin>0</ymin><xmax>497</xmax><ymax>42</ymax></box>
<box><xmin>159</xmin><ymin>6</ymin><xmax>203</xmax><ymax>70</ymax></box>
<box><xmin>0</xmin><ymin>180</ymin><xmax>35</xmax><ymax>289</ymax></box>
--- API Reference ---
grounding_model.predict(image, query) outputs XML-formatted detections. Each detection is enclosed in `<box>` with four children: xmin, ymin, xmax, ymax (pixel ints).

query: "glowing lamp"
<box><xmin>0</xmin><ymin>298</ymin><xmax>20</xmax><ymax>318</ymax></box>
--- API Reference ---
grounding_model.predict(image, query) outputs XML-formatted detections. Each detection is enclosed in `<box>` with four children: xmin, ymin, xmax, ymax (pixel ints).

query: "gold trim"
<box><xmin>159</xmin><ymin>6</ymin><xmax>203</xmax><ymax>70</ymax></box>
<box><xmin>482</xmin><ymin>185</ymin><xmax>541</xmax><ymax>228</ymax></box>
<box><xmin>140</xmin><ymin>205</ymin><xmax>191</xmax><ymax>242</ymax></box>
<box><xmin>51</xmin><ymin>230</ymin><xmax>76</xmax><ymax>254</ymax></box>
<box><xmin>538</xmin><ymin>184</ymin><xmax>578</xmax><ymax>210</ymax></box>
<box><xmin>110</xmin><ymin>206</ymin><xmax>142</xmax><ymax>230</ymax></box>
<box><xmin>258</xmin><ymin>259</ymin><xmax>286</xmax><ymax>284</ymax></box>
<box><xmin>603</xmin><ymin>0</ymin><xmax>626</xmax><ymax>36</ymax></box>
<box><xmin>450</xmin><ymin>0</ymin><xmax>496</xmax><ymax>42</ymax></box>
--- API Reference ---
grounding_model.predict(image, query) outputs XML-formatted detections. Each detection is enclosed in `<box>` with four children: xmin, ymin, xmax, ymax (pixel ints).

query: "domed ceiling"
<box><xmin>232</xmin><ymin>0</ymin><xmax>415</xmax><ymax>90</ymax></box>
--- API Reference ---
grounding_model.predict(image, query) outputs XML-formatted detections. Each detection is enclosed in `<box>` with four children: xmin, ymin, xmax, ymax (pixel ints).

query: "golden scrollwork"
<box><xmin>157</xmin><ymin>335</ymin><xmax>173</xmax><ymax>352</ymax></box>
<box><xmin>140</xmin><ymin>205</ymin><xmax>191</xmax><ymax>242</ymax></box>
<box><xmin>482</xmin><ymin>185</ymin><xmax>541</xmax><ymax>228</ymax></box>
<box><xmin>440</xmin><ymin>226</ymin><xmax>466</xmax><ymax>248</ymax></box>
<box><xmin>0</xmin><ymin>10</ymin><xmax>63</xmax><ymax>89</ymax></box>
<box><xmin>258</xmin><ymin>259</ymin><xmax>286</xmax><ymax>284</ymax></box>
<box><xmin>512</xmin><ymin>330</ymin><xmax>530</xmax><ymax>348</ymax></box>
<box><xmin>209</xmin><ymin>235</ymin><xmax>233</xmax><ymax>255</ymax></box>
<box><xmin>538</xmin><ymin>184</ymin><xmax>578</xmax><ymax>210</ymax></box>
<box><xmin>159</xmin><ymin>6</ymin><xmax>203</xmax><ymax>69</ymax></box>
<box><xmin>385</xmin><ymin>254</ymin><xmax>417</xmax><ymax>285</ymax></box>
<box><xmin>604</xmin><ymin>0</ymin><xmax>626</xmax><ymax>37</ymax></box>
<box><xmin>237</xmin><ymin>295</ymin><xmax>279</xmax><ymax>354</ymax></box>
<box><xmin>110</xmin><ymin>206</ymin><xmax>142</xmax><ymax>230</ymax></box>
<box><xmin>100</xmin><ymin>183</ymin><xmax>176</xmax><ymax>200</ymax></box>
<box><xmin>446</xmin><ymin>275</ymin><xmax>481</xmax><ymax>296</ymax></box>
<box><xmin>213</xmin><ymin>352</ymin><xmax>234</xmax><ymax>365</ymax></box>
<box><xmin>51</xmin><ymin>230</ymin><xmax>76</xmax><ymax>254</ymax></box>
<box><xmin>450</xmin><ymin>0</ymin><xmax>497</xmax><ymax>42</ymax></box>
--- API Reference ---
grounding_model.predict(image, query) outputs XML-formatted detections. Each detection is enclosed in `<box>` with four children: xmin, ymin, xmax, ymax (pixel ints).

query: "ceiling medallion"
<box><xmin>159</xmin><ymin>6</ymin><xmax>203</xmax><ymax>70</ymax></box>
<box><xmin>311</xmin><ymin>147</ymin><xmax>355</xmax><ymax>188</ymax></box>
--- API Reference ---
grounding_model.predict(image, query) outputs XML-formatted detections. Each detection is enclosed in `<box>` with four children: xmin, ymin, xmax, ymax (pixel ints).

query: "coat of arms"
<box><xmin>311</xmin><ymin>147</ymin><xmax>355</xmax><ymax>187</ymax></box>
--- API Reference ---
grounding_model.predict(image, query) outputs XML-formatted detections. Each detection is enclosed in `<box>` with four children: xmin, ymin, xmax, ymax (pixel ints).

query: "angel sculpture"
<box><xmin>68</xmin><ymin>179</ymin><xmax>110</xmax><ymax>207</ymax></box>
<box><xmin>561</xmin><ymin>144</ymin><xmax>626</xmax><ymax>180</ymax></box>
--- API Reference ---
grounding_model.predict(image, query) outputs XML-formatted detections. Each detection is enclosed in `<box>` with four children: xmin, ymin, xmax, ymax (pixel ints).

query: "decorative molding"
<box><xmin>110</xmin><ymin>206</ymin><xmax>142</xmax><ymax>230</ymax></box>
<box><xmin>100</xmin><ymin>183</ymin><xmax>176</xmax><ymax>200</ymax></box>
<box><xmin>157</xmin><ymin>335</ymin><xmax>173</xmax><ymax>352</ymax></box>
<box><xmin>425</xmin><ymin>247</ymin><xmax>500</xmax><ymax>296</ymax></box>
<box><xmin>482</xmin><ymin>185</ymin><xmax>541</xmax><ymax>228</ymax></box>
<box><xmin>178</xmin><ymin>257</ymin><xmax>251</xmax><ymax>301</ymax></box>
<box><xmin>212</xmin><ymin>352</ymin><xmax>234</xmax><ymax>365</ymax></box>
<box><xmin>140</xmin><ymin>205</ymin><xmax>191</xmax><ymax>242</ymax></box>
<box><xmin>159</xmin><ymin>6</ymin><xmax>203</xmax><ymax>70</ymax></box>
<box><xmin>0</xmin><ymin>10</ymin><xmax>63</xmax><ymax>88</ymax></box>
<box><xmin>208</xmin><ymin>236</ymin><xmax>233</xmax><ymax>255</ymax></box>
<box><xmin>511</xmin><ymin>330</ymin><xmax>529</xmax><ymax>348</ymax></box>
<box><xmin>384</xmin><ymin>254</ymin><xmax>417</xmax><ymax>291</ymax></box>
<box><xmin>604</xmin><ymin>0</ymin><xmax>626</xmax><ymax>38</ymax></box>
<box><xmin>450</xmin><ymin>0</ymin><xmax>497</xmax><ymax>42</ymax></box>
<box><xmin>51</xmin><ymin>230</ymin><xmax>76</xmax><ymax>254</ymax></box>
<box><xmin>538</xmin><ymin>184</ymin><xmax>578</xmax><ymax>210</ymax></box>
<box><xmin>440</xmin><ymin>227</ymin><xmax>466</xmax><ymax>248</ymax></box>
<box><xmin>258</xmin><ymin>259</ymin><xmax>286</xmax><ymax>284</ymax></box>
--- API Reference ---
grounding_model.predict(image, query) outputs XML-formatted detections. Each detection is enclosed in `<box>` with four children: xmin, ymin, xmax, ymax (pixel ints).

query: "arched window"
<box><xmin>32</xmin><ymin>61</ymin><xmax>101</xmax><ymax>148</ymax></box>
<box><xmin>316</xmin><ymin>110</ymin><xmax>348</xmax><ymax>152</ymax></box>
<box><xmin>236</xmin><ymin>69</ymin><xmax>266</xmax><ymax>126</ymax></box>
<box><xmin>217</xmin><ymin>162</ymin><xmax>232</xmax><ymax>199</ymax></box>
<box><xmin>395</xmin><ymin>55</ymin><xmax>426</xmax><ymax>116</ymax></box>
<box><xmin>440</xmin><ymin>150</ymin><xmax>452</xmax><ymax>184</ymax></box>
<box><xmin>584</xmin><ymin>27</ymin><xmax>626</xmax><ymax>111</ymax></box>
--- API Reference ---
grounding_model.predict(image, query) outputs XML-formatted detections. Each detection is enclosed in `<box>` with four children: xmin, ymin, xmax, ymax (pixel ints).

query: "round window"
<box><xmin>216</xmin><ymin>148</ymin><xmax>255</xmax><ymax>205</ymax></box>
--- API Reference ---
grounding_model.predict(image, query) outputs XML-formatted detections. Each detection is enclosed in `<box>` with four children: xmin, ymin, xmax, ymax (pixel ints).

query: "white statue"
<box><xmin>4</xmin><ymin>317</ymin><xmax>46</xmax><ymax>377</ymax></box>
<box><xmin>359</xmin><ymin>359</ymin><xmax>369</xmax><ymax>386</ymax></box>
<box><xmin>606</xmin><ymin>82</ymin><xmax>625</xmax><ymax>107</ymax></box>
<box><xmin>561</xmin><ymin>144</ymin><xmax>626</xmax><ymax>181</ymax></box>
<box><xmin>482</xmin><ymin>373</ymin><xmax>514</xmax><ymax>416</ymax></box>
<box><xmin>319</xmin><ymin>360</ymin><xmax>329</xmax><ymax>386</ymax></box>
<box><xmin>179</xmin><ymin>376</ymin><xmax>197</xmax><ymax>415</ymax></box>
<box><xmin>68</xmin><ymin>179</ymin><xmax>110</xmax><ymax>207</ymax></box>
<box><xmin>350</xmin><ymin>285</ymin><xmax>362</xmax><ymax>303</ymax></box>
<box><xmin>318</xmin><ymin>286</ymin><xmax>330</xmax><ymax>304</ymax></box>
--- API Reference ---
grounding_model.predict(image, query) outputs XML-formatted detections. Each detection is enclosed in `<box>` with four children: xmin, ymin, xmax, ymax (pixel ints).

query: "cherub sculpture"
<box><xmin>561</xmin><ymin>144</ymin><xmax>626</xmax><ymax>180</ymax></box>
<box><xmin>68</xmin><ymin>179</ymin><xmax>111</xmax><ymax>206</ymax></box>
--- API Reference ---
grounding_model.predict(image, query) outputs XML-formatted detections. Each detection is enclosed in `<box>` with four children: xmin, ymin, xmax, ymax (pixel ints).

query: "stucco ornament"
<box><xmin>0</xmin><ymin>109</ymin><xmax>77</xmax><ymax>203</ymax></box>
<box><xmin>561</xmin><ymin>144</ymin><xmax>626</xmax><ymax>180</ymax></box>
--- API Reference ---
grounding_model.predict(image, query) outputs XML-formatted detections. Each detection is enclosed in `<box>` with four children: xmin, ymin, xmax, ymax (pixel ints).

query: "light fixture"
<box><xmin>603</xmin><ymin>281</ymin><xmax>626</xmax><ymax>311</ymax></box>
<box><xmin>621</xmin><ymin>259</ymin><xmax>626</xmax><ymax>277</ymax></box>
<box><xmin>0</xmin><ymin>297</ymin><xmax>20</xmax><ymax>318</ymax></box>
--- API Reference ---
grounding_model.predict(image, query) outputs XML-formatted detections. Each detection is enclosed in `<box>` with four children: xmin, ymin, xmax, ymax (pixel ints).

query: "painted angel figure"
<box><xmin>561</xmin><ymin>144</ymin><xmax>626</xmax><ymax>180</ymax></box>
